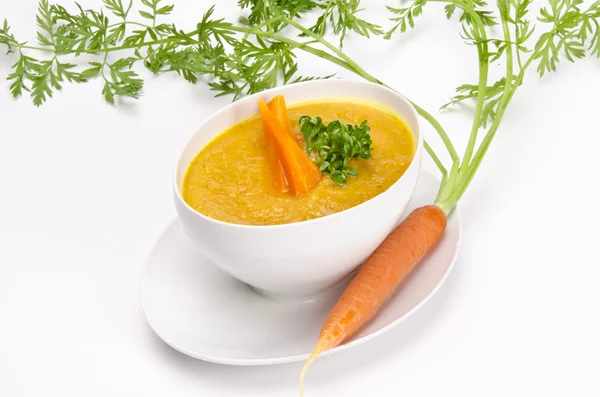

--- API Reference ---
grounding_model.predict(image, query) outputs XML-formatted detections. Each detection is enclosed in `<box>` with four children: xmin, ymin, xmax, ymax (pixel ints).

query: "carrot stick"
<box><xmin>262</xmin><ymin>95</ymin><xmax>297</xmax><ymax>194</ymax></box>
<box><xmin>300</xmin><ymin>205</ymin><xmax>447</xmax><ymax>396</ymax></box>
<box><xmin>263</xmin><ymin>99</ymin><xmax>289</xmax><ymax>194</ymax></box>
<box><xmin>258</xmin><ymin>98</ymin><xmax>321</xmax><ymax>196</ymax></box>
<box><xmin>263</xmin><ymin>131</ymin><xmax>289</xmax><ymax>194</ymax></box>
<box><xmin>267</xmin><ymin>95</ymin><xmax>296</xmax><ymax>139</ymax></box>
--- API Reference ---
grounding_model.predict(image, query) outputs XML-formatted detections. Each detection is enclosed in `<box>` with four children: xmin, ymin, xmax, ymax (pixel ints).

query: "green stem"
<box><xmin>500</xmin><ymin>11</ymin><xmax>514</xmax><ymax>102</ymax></box>
<box><xmin>15</xmin><ymin>37</ymin><xmax>173</xmax><ymax>54</ymax></box>
<box><xmin>447</xmin><ymin>90</ymin><xmax>513</xmax><ymax>206</ymax></box>
<box><xmin>100</xmin><ymin>44</ymin><xmax>111</xmax><ymax>87</ymax></box>
<box><xmin>432</xmin><ymin>0</ymin><xmax>516</xmax><ymax>212</ymax></box>
<box><xmin>242</xmin><ymin>16</ymin><xmax>283</xmax><ymax>40</ymax></box>
<box><xmin>10</xmin><ymin>23</ymin><xmax>356</xmax><ymax>83</ymax></box>
<box><xmin>446</xmin><ymin>35</ymin><xmax>530</xmax><ymax>208</ymax></box>
<box><xmin>430</xmin><ymin>0</ymin><xmax>490</xmax><ymax>171</ymax></box>
<box><xmin>113</xmin><ymin>21</ymin><xmax>149</xmax><ymax>29</ymax></box>
<box><xmin>281</xmin><ymin>17</ymin><xmax>373</xmax><ymax>77</ymax></box>
<box><xmin>10</xmin><ymin>20</ymin><xmax>153</xmax><ymax>53</ymax></box>
<box><xmin>408</xmin><ymin>99</ymin><xmax>460</xmax><ymax>165</ymax></box>
<box><xmin>424</xmin><ymin>140</ymin><xmax>448</xmax><ymax>177</ymax></box>
<box><xmin>120</xmin><ymin>21</ymin><xmax>147</xmax><ymax>29</ymax></box>
<box><xmin>228</xmin><ymin>25</ymin><xmax>358</xmax><ymax>72</ymax></box>
<box><xmin>434</xmin><ymin>173</ymin><xmax>449</xmax><ymax>203</ymax></box>
<box><xmin>16</xmin><ymin>44</ymin><xmax>49</xmax><ymax>51</ymax></box>
<box><xmin>281</xmin><ymin>16</ymin><xmax>460</xmax><ymax>167</ymax></box>
<box><xmin>434</xmin><ymin>161</ymin><xmax>459</xmax><ymax>210</ymax></box>
<box><xmin>461</xmin><ymin>39</ymin><xmax>489</xmax><ymax>171</ymax></box>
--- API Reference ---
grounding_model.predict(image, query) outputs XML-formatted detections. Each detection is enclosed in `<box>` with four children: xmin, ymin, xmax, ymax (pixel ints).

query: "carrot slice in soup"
<box><xmin>262</xmin><ymin>110</ymin><xmax>289</xmax><ymax>194</ymax></box>
<box><xmin>262</xmin><ymin>96</ymin><xmax>295</xmax><ymax>194</ymax></box>
<box><xmin>267</xmin><ymin>95</ymin><xmax>296</xmax><ymax>139</ymax></box>
<box><xmin>258</xmin><ymin>97</ymin><xmax>321</xmax><ymax>196</ymax></box>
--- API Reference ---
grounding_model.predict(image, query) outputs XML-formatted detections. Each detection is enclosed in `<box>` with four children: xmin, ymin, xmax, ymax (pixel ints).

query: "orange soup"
<box><xmin>182</xmin><ymin>99</ymin><xmax>415</xmax><ymax>225</ymax></box>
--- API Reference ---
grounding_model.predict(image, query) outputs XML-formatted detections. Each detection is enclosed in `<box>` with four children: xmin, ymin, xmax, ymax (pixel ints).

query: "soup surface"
<box><xmin>182</xmin><ymin>99</ymin><xmax>415</xmax><ymax>225</ymax></box>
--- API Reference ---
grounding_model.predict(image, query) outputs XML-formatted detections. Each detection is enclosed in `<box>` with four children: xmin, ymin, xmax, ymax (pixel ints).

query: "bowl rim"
<box><xmin>173</xmin><ymin>78</ymin><xmax>423</xmax><ymax>230</ymax></box>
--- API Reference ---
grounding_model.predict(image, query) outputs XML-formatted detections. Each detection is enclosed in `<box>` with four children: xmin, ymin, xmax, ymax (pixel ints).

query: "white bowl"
<box><xmin>173</xmin><ymin>79</ymin><xmax>422</xmax><ymax>297</ymax></box>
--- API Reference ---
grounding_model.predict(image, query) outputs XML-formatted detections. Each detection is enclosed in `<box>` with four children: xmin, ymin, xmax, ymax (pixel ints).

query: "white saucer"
<box><xmin>141</xmin><ymin>171</ymin><xmax>461</xmax><ymax>366</ymax></box>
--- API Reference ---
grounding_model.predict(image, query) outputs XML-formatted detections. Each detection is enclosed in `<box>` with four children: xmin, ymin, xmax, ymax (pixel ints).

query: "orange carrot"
<box><xmin>300</xmin><ymin>205</ymin><xmax>447</xmax><ymax>395</ymax></box>
<box><xmin>267</xmin><ymin>95</ymin><xmax>297</xmax><ymax>139</ymax></box>
<box><xmin>258</xmin><ymin>97</ymin><xmax>321</xmax><ymax>196</ymax></box>
<box><xmin>263</xmin><ymin>100</ymin><xmax>289</xmax><ymax>194</ymax></box>
<box><xmin>261</xmin><ymin>95</ymin><xmax>298</xmax><ymax>194</ymax></box>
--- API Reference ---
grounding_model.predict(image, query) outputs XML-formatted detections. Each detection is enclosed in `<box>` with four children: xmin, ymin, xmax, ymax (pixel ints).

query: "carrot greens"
<box><xmin>1</xmin><ymin>0</ymin><xmax>599</xmax><ymax>210</ymax></box>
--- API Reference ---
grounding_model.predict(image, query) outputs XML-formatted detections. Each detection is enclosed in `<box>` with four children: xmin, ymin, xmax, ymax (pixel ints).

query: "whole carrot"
<box><xmin>300</xmin><ymin>205</ymin><xmax>447</xmax><ymax>395</ymax></box>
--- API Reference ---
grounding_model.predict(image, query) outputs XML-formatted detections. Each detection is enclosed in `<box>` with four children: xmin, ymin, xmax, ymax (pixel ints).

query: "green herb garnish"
<box><xmin>299</xmin><ymin>115</ymin><xmax>373</xmax><ymax>185</ymax></box>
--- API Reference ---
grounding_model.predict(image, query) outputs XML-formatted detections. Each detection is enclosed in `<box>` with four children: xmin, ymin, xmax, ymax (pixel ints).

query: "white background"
<box><xmin>1</xmin><ymin>0</ymin><xmax>599</xmax><ymax>396</ymax></box>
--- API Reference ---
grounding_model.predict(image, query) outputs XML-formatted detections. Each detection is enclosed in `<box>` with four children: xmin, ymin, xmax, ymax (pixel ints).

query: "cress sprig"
<box><xmin>1</xmin><ymin>0</ymin><xmax>599</xmax><ymax>213</ymax></box>
<box><xmin>299</xmin><ymin>115</ymin><xmax>373</xmax><ymax>185</ymax></box>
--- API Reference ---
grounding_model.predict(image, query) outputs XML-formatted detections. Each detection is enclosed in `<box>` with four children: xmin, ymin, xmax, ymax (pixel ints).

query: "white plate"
<box><xmin>141</xmin><ymin>171</ymin><xmax>461</xmax><ymax>366</ymax></box>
